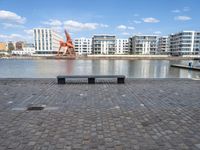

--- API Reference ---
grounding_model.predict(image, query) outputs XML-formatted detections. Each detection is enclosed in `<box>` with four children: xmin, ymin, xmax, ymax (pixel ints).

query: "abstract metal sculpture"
<box><xmin>57</xmin><ymin>30</ymin><xmax>75</xmax><ymax>57</ymax></box>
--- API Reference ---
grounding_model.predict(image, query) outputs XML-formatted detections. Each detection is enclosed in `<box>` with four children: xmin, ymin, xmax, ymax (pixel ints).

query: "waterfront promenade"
<box><xmin>0</xmin><ymin>78</ymin><xmax>200</xmax><ymax>150</ymax></box>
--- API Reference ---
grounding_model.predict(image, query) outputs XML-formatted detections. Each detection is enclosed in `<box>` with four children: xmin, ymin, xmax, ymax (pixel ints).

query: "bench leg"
<box><xmin>57</xmin><ymin>78</ymin><xmax>65</xmax><ymax>84</ymax></box>
<box><xmin>88</xmin><ymin>78</ymin><xmax>95</xmax><ymax>84</ymax></box>
<box><xmin>117</xmin><ymin>78</ymin><xmax>125</xmax><ymax>84</ymax></box>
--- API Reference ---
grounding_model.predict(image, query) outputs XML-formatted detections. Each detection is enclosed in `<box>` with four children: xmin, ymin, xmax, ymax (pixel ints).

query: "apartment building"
<box><xmin>157</xmin><ymin>36</ymin><xmax>169</xmax><ymax>54</ymax></box>
<box><xmin>34</xmin><ymin>28</ymin><xmax>63</xmax><ymax>55</ymax></box>
<box><xmin>170</xmin><ymin>31</ymin><xmax>200</xmax><ymax>55</ymax></box>
<box><xmin>128</xmin><ymin>37</ymin><xmax>133</xmax><ymax>54</ymax></box>
<box><xmin>74</xmin><ymin>38</ymin><xmax>92</xmax><ymax>55</ymax></box>
<box><xmin>116</xmin><ymin>39</ymin><xmax>129</xmax><ymax>54</ymax></box>
<box><xmin>92</xmin><ymin>35</ymin><xmax>116</xmax><ymax>54</ymax></box>
<box><xmin>129</xmin><ymin>35</ymin><xmax>158</xmax><ymax>54</ymax></box>
<box><xmin>23</xmin><ymin>43</ymin><xmax>35</xmax><ymax>55</ymax></box>
<box><xmin>0</xmin><ymin>42</ymin><xmax>7</xmax><ymax>51</ymax></box>
<box><xmin>7</xmin><ymin>41</ymin><xmax>15</xmax><ymax>51</ymax></box>
<box><xmin>12</xmin><ymin>43</ymin><xmax>35</xmax><ymax>56</ymax></box>
<box><xmin>15</xmin><ymin>41</ymin><xmax>25</xmax><ymax>50</ymax></box>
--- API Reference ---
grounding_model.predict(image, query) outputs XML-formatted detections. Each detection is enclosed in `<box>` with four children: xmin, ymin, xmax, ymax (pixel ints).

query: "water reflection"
<box><xmin>125</xmin><ymin>60</ymin><xmax>170</xmax><ymax>78</ymax></box>
<box><xmin>0</xmin><ymin>59</ymin><xmax>200</xmax><ymax>78</ymax></box>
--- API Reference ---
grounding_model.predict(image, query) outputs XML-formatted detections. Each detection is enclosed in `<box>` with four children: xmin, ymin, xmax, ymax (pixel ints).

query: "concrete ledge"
<box><xmin>1</xmin><ymin>55</ymin><xmax>200</xmax><ymax>60</ymax></box>
<box><xmin>171</xmin><ymin>64</ymin><xmax>200</xmax><ymax>71</ymax></box>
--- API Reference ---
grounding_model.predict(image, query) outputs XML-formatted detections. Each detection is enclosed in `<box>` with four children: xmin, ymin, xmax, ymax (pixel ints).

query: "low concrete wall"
<box><xmin>1</xmin><ymin>54</ymin><xmax>200</xmax><ymax>60</ymax></box>
<box><xmin>182</xmin><ymin>55</ymin><xmax>200</xmax><ymax>58</ymax></box>
<box><xmin>87</xmin><ymin>55</ymin><xmax>169</xmax><ymax>58</ymax></box>
<box><xmin>83</xmin><ymin>55</ymin><xmax>200</xmax><ymax>60</ymax></box>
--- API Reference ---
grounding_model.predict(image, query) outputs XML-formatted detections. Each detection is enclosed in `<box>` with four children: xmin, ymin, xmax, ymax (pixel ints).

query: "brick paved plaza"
<box><xmin>0</xmin><ymin>78</ymin><xmax>200</xmax><ymax>150</ymax></box>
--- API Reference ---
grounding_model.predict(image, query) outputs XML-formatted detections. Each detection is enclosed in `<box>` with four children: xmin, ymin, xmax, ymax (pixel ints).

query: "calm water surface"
<box><xmin>0</xmin><ymin>59</ymin><xmax>200</xmax><ymax>78</ymax></box>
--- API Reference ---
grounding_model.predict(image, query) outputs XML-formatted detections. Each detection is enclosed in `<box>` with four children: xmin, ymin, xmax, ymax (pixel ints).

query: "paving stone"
<box><xmin>0</xmin><ymin>79</ymin><xmax>199</xmax><ymax>149</ymax></box>
<box><xmin>195</xmin><ymin>144</ymin><xmax>200</xmax><ymax>149</ymax></box>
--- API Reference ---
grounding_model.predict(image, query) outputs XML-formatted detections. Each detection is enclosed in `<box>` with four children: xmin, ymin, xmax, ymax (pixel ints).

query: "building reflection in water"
<box><xmin>65</xmin><ymin>59</ymin><xmax>74</xmax><ymax>75</ymax></box>
<box><xmin>90</xmin><ymin>59</ymin><xmax>200</xmax><ymax>78</ymax></box>
<box><xmin>91</xmin><ymin>60</ymin><xmax>128</xmax><ymax>75</ymax></box>
<box><xmin>126</xmin><ymin>60</ymin><xmax>170</xmax><ymax>78</ymax></box>
<box><xmin>91</xmin><ymin>60</ymin><xmax>171</xmax><ymax>78</ymax></box>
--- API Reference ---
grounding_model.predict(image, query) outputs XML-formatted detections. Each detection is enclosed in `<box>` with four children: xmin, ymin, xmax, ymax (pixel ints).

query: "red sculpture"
<box><xmin>57</xmin><ymin>30</ymin><xmax>75</xmax><ymax>56</ymax></box>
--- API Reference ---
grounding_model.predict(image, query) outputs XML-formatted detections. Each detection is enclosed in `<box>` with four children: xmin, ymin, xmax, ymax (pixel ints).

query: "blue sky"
<box><xmin>0</xmin><ymin>0</ymin><xmax>199</xmax><ymax>42</ymax></box>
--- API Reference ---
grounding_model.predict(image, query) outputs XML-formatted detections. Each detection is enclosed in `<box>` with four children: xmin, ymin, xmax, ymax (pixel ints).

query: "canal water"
<box><xmin>0</xmin><ymin>59</ymin><xmax>200</xmax><ymax>78</ymax></box>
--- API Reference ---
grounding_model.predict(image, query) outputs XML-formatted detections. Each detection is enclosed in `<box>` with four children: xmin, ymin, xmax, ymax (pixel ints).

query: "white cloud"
<box><xmin>41</xmin><ymin>19</ymin><xmax>108</xmax><ymax>32</ymax></box>
<box><xmin>117</xmin><ymin>25</ymin><xmax>127</xmax><ymax>30</ymax></box>
<box><xmin>135</xmin><ymin>32</ymin><xmax>143</xmax><ymax>35</ymax></box>
<box><xmin>174</xmin><ymin>16</ymin><xmax>191</xmax><ymax>21</ymax></box>
<box><xmin>117</xmin><ymin>25</ymin><xmax>134</xmax><ymax>30</ymax></box>
<box><xmin>183</xmin><ymin>7</ymin><xmax>190</xmax><ymax>12</ymax></box>
<box><xmin>0</xmin><ymin>10</ymin><xmax>26</xmax><ymax>24</ymax></box>
<box><xmin>24</xmin><ymin>29</ymin><xmax>33</xmax><ymax>35</ymax></box>
<box><xmin>0</xmin><ymin>34</ymin><xmax>8</xmax><ymax>39</ymax></box>
<box><xmin>121</xmin><ymin>32</ymin><xmax>130</xmax><ymax>36</ymax></box>
<box><xmin>0</xmin><ymin>34</ymin><xmax>24</xmax><ymax>41</ymax></box>
<box><xmin>143</xmin><ymin>17</ymin><xmax>160</xmax><ymax>23</ymax></box>
<box><xmin>64</xmin><ymin>20</ymin><xmax>98</xmax><ymax>30</ymax></box>
<box><xmin>41</xmin><ymin>19</ymin><xmax>63</xmax><ymax>33</ymax></box>
<box><xmin>154</xmin><ymin>31</ymin><xmax>162</xmax><ymax>35</ymax></box>
<box><xmin>172</xmin><ymin>7</ymin><xmax>190</xmax><ymax>13</ymax></box>
<box><xmin>171</xmin><ymin>9</ymin><xmax>181</xmax><ymax>13</ymax></box>
<box><xmin>99</xmin><ymin>24</ymin><xmax>109</xmax><ymax>28</ymax></box>
<box><xmin>63</xmin><ymin>20</ymin><xmax>107</xmax><ymax>31</ymax></box>
<box><xmin>127</xmin><ymin>26</ymin><xmax>135</xmax><ymax>30</ymax></box>
<box><xmin>23</xmin><ymin>29</ymin><xmax>34</xmax><ymax>41</ymax></box>
<box><xmin>42</xmin><ymin>19</ymin><xmax>62</xmax><ymax>26</ymax></box>
<box><xmin>1</xmin><ymin>23</ymin><xmax>24</xmax><ymax>28</ymax></box>
<box><xmin>0</xmin><ymin>33</ymin><xmax>33</xmax><ymax>42</ymax></box>
<box><xmin>51</xmin><ymin>26</ymin><xmax>63</xmax><ymax>33</ymax></box>
<box><xmin>133</xmin><ymin>20</ymin><xmax>141</xmax><ymax>24</ymax></box>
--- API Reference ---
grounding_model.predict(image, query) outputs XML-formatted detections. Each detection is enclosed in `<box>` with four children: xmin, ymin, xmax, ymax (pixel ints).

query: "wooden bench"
<box><xmin>57</xmin><ymin>75</ymin><xmax>125</xmax><ymax>84</ymax></box>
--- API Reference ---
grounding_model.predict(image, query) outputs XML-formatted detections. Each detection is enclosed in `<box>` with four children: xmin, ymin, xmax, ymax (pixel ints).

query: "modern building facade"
<box><xmin>23</xmin><ymin>43</ymin><xmax>35</xmax><ymax>55</ymax></box>
<box><xmin>129</xmin><ymin>35</ymin><xmax>158</xmax><ymax>54</ymax></box>
<box><xmin>7</xmin><ymin>41</ymin><xmax>15</xmax><ymax>51</ymax></box>
<box><xmin>0</xmin><ymin>42</ymin><xmax>7</xmax><ymax>51</ymax></box>
<box><xmin>34</xmin><ymin>28</ymin><xmax>63</xmax><ymax>55</ymax></box>
<box><xmin>116</xmin><ymin>39</ymin><xmax>129</xmax><ymax>54</ymax></box>
<box><xmin>169</xmin><ymin>31</ymin><xmax>200</xmax><ymax>55</ymax></box>
<box><xmin>157</xmin><ymin>36</ymin><xmax>169</xmax><ymax>54</ymax></box>
<box><xmin>15</xmin><ymin>41</ymin><xmax>24</xmax><ymax>50</ymax></box>
<box><xmin>12</xmin><ymin>43</ymin><xmax>35</xmax><ymax>56</ymax></box>
<box><xmin>92</xmin><ymin>35</ymin><xmax>116</xmax><ymax>54</ymax></box>
<box><xmin>128</xmin><ymin>37</ymin><xmax>133</xmax><ymax>54</ymax></box>
<box><xmin>74</xmin><ymin>38</ymin><xmax>92</xmax><ymax>55</ymax></box>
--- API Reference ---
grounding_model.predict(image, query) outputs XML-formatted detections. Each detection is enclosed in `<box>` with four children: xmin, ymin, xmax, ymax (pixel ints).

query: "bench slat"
<box><xmin>57</xmin><ymin>75</ymin><xmax>125</xmax><ymax>84</ymax></box>
<box><xmin>57</xmin><ymin>75</ymin><xmax>125</xmax><ymax>78</ymax></box>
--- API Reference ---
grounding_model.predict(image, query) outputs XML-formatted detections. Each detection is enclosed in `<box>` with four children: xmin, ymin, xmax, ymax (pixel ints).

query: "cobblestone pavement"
<box><xmin>0</xmin><ymin>78</ymin><xmax>200</xmax><ymax>150</ymax></box>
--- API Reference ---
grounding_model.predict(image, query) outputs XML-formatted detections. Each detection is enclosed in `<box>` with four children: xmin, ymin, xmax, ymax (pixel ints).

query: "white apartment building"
<box><xmin>129</xmin><ymin>35</ymin><xmax>158</xmax><ymax>54</ymax></box>
<box><xmin>116</xmin><ymin>39</ymin><xmax>129</xmax><ymax>54</ymax></box>
<box><xmin>23</xmin><ymin>43</ymin><xmax>35</xmax><ymax>55</ymax></box>
<box><xmin>12</xmin><ymin>49</ymin><xmax>34</xmax><ymax>56</ymax></box>
<box><xmin>12</xmin><ymin>43</ymin><xmax>35</xmax><ymax>56</ymax></box>
<box><xmin>170</xmin><ymin>31</ymin><xmax>200</xmax><ymax>55</ymax></box>
<box><xmin>34</xmin><ymin>28</ymin><xmax>63</xmax><ymax>55</ymax></box>
<box><xmin>158</xmin><ymin>36</ymin><xmax>169</xmax><ymax>54</ymax></box>
<box><xmin>12</xmin><ymin>49</ymin><xmax>35</xmax><ymax>56</ymax></box>
<box><xmin>74</xmin><ymin>38</ymin><xmax>92</xmax><ymax>55</ymax></box>
<box><xmin>92</xmin><ymin>35</ymin><xmax>116</xmax><ymax>54</ymax></box>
